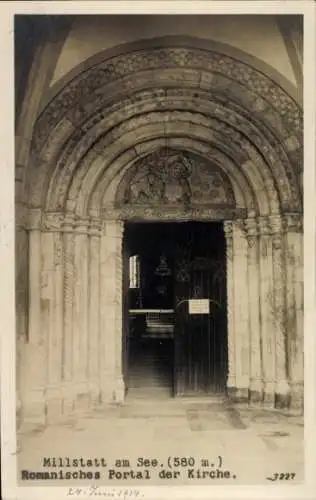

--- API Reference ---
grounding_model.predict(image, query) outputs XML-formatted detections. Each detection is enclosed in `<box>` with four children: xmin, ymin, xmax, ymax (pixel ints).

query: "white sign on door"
<box><xmin>188</xmin><ymin>299</ymin><xmax>210</xmax><ymax>315</ymax></box>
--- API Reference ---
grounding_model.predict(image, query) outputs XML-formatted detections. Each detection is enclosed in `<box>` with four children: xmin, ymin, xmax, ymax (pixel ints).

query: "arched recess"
<box><xmin>19</xmin><ymin>38</ymin><xmax>303</xmax><ymax>425</ymax></box>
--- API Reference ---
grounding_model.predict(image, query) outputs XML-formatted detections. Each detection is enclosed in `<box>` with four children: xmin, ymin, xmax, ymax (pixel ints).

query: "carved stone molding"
<box><xmin>89</xmin><ymin>217</ymin><xmax>102</xmax><ymax>237</ymax></box>
<box><xmin>42</xmin><ymin>212</ymin><xmax>64</xmax><ymax>232</ymax></box>
<box><xmin>34</xmin><ymin>47</ymin><xmax>302</xmax><ymax>155</ymax></box>
<box><xmin>269</xmin><ymin>215</ymin><xmax>285</xmax><ymax>234</ymax></box>
<box><xmin>269</xmin><ymin>215</ymin><xmax>285</xmax><ymax>251</ymax></box>
<box><xmin>103</xmin><ymin>204</ymin><xmax>246</xmax><ymax>222</ymax></box>
<box><xmin>223</xmin><ymin>221</ymin><xmax>233</xmax><ymax>264</ymax></box>
<box><xmin>234</xmin><ymin>218</ymin><xmax>246</xmax><ymax>235</ymax></box>
<box><xmin>245</xmin><ymin>218</ymin><xmax>259</xmax><ymax>248</ymax></box>
<box><xmin>40</xmin><ymin>212</ymin><xmax>102</xmax><ymax>236</ymax></box>
<box><xmin>258</xmin><ymin>216</ymin><xmax>271</xmax><ymax>236</ymax></box>
<box><xmin>223</xmin><ymin>220</ymin><xmax>233</xmax><ymax>239</ymax></box>
<box><xmin>245</xmin><ymin>218</ymin><xmax>259</xmax><ymax>236</ymax></box>
<box><xmin>50</xmin><ymin>107</ymin><xmax>299</xmax><ymax>213</ymax></box>
<box><xmin>116</xmin><ymin>147</ymin><xmax>235</xmax><ymax>209</ymax></box>
<box><xmin>284</xmin><ymin>213</ymin><xmax>303</xmax><ymax>233</ymax></box>
<box><xmin>62</xmin><ymin>213</ymin><xmax>75</xmax><ymax>233</ymax></box>
<box><xmin>74</xmin><ymin>217</ymin><xmax>90</xmax><ymax>236</ymax></box>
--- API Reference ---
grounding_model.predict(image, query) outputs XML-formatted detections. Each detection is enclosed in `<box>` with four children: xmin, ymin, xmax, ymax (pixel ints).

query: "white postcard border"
<box><xmin>0</xmin><ymin>2</ymin><xmax>315</xmax><ymax>500</ymax></box>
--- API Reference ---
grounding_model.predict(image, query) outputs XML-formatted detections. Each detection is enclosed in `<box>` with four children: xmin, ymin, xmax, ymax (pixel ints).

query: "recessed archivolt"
<box><xmin>60</xmin><ymin>121</ymin><xmax>262</xmax><ymax>216</ymax></box>
<box><xmin>36</xmin><ymin>82</ymin><xmax>301</xmax><ymax>178</ymax></box>
<box><xmin>44</xmin><ymin>109</ymin><xmax>293</xmax><ymax>217</ymax></box>
<box><xmin>28</xmin><ymin>45</ymin><xmax>302</xmax><ymax>220</ymax></box>
<box><xmin>33</xmin><ymin>44</ymin><xmax>302</xmax><ymax>155</ymax></box>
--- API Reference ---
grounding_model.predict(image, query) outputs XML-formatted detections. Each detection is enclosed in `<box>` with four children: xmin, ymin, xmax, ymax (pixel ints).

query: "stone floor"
<box><xmin>17</xmin><ymin>397</ymin><xmax>304</xmax><ymax>486</ymax></box>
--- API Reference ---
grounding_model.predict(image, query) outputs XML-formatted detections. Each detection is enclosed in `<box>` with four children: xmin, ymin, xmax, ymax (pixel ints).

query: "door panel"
<box><xmin>174</xmin><ymin>225</ymin><xmax>227</xmax><ymax>395</ymax></box>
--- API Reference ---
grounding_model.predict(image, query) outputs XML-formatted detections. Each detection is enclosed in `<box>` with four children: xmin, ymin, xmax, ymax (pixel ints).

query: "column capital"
<box><xmin>42</xmin><ymin>212</ymin><xmax>64</xmax><ymax>232</ymax></box>
<box><xmin>258</xmin><ymin>216</ymin><xmax>271</xmax><ymax>235</ymax></box>
<box><xmin>62</xmin><ymin>212</ymin><xmax>76</xmax><ymax>233</ymax></box>
<box><xmin>74</xmin><ymin>217</ymin><xmax>90</xmax><ymax>235</ymax></box>
<box><xmin>269</xmin><ymin>214</ymin><xmax>285</xmax><ymax>234</ymax></box>
<box><xmin>269</xmin><ymin>215</ymin><xmax>285</xmax><ymax>251</ymax></box>
<box><xmin>245</xmin><ymin>218</ymin><xmax>259</xmax><ymax>249</ymax></box>
<box><xmin>234</xmin><ymin>218</ymin><xmax>246</xmax><ymax>232</ymax></box>
<box><xmin>245</xmin><ymin>218</ymin><xmax>258</xmax><ymax>234</ymax></box>
<box><xmin>284</xmin><ymin>213</ymin><xmax>303</xmax><ymax>232</ymax></box>
<box><xmin>223</xmin><ymin>220</ymin><xmax>233</xmax><ymax>238</ymax></box>
<box><xmin>28</xmin><ymin>209</ymin><xmax>42</xmax><ymax>230</ymax></box>
<box><xmin>89</xmin><ymin>217</ymin><xmax>102</xmax><ymax>237</ymax></box>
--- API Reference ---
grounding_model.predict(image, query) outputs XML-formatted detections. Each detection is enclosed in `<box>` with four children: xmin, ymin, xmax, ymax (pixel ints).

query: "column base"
<box><xmin>289</xmin><ymin>382</ymin><xmax>304</xmax><ymax>412</ymax></box>
<box><xmin>275</xmin><ymin>379</ymin><xmax>291</xmax><ymax>409</ymax></box>
<box><xmin>275</xmin><ymin>393</ymin><xmax>291</xmax><ymax>410</ymax></box>
<box><xmin>21</xmin><ymin>394</ymin><xmax>47</xmax><ymax>428</ymax></box>
<box><xmin>261</xmin><ymin>381</ymin><xmax>275</xmax><ymax>408</ymax></box>
<box><xmin>227</xmin><ymin>387</ymin><xmax>249</xmax><ymax>403</ymax></box>
<box><xmin>99</xmin><ymin>373</ymin><xmax>125</xmax><ymax>404</ymax></box>
<box><xmin>249</xmin><ymin>389</ymin><xmax>263</xmax><ymax>404</ymax></box>
<box><xmin>249</xmin><ymin>379</ymin><xmax>263</xmax><ymax>403</ymax></box>
<box><xmin>113</xmin><ymin>376</ymin><xmax>125</xmax><ymax>403</ymax></box>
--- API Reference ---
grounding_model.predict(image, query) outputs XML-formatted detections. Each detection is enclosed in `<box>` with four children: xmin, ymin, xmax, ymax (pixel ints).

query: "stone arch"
<box><xmin>40</xmin><ymin>100</ymin><xmax>299</xmax><ymax>218</ymax></box>
<box><xmin>27</xmin><ymin>38</ymin><xmax>302</xmax><ymax>218</ymax></box>
<box><xmin>20</xmin><ymin>38</ymin><xmax>304</xmax><ymax>425</ymax></box>
<box><xmin>41</xmin><ymin>35</ymin><xmax>301</xmax><ymax>112</ymax></box>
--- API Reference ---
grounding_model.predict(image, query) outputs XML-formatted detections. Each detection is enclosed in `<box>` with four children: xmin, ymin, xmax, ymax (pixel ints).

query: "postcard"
<box><xmin>1</xmin><ymin>2</ymin><xmax>315</xmax><ymax>500</ymax></box>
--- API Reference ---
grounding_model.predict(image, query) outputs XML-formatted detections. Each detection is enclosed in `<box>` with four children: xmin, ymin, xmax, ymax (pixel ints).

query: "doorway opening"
<box><xmin>123</xmin><ymin>221</ymin><xmax>228</xmax><ymax>399</ymax></box>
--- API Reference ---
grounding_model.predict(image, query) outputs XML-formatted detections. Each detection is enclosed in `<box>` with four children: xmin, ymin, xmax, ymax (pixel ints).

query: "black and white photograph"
<box><xmin>1</xmin><ymin>2</ymin><xmax>315</xmax><ymax>499</ymax></box>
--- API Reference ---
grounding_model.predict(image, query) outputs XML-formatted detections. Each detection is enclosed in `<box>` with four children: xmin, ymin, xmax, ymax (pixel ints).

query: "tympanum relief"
<box><xmin>116</xmin><ymin>148</ymin><xmax>235</xmax><ymax>210</ymax></box>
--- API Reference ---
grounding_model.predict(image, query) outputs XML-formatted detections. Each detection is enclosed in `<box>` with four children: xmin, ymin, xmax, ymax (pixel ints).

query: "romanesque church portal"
<box><xmin>15</xmin><ymin>15</ymin><xmax>303</xmax><ymax>426</ymax></box>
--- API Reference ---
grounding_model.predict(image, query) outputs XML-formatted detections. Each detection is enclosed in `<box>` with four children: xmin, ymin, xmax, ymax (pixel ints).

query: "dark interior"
<box><xmin>124</xmin><ymin>221</ymin><xmax>228</xmax><ymax>397</ymax></box>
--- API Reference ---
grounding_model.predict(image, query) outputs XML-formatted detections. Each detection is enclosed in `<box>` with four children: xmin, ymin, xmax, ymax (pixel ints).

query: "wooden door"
<box><xmin>173</xmin><ymin>225</ymin><xmax>228</xmax><ymax>396</ymax></box>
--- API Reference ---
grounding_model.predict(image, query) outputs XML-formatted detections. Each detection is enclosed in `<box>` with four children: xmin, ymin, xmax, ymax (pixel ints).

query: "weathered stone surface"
<box><xmin>17</xmin><ymin>43</ymin><xmax>304</xmax><ymax>427</ymax></box>
<box><xmin>34</xmin><ymin>47</ymin><xmax>302</xmax><ymax>153</ymax></box>
<box><xmin>116</xmin><ymin>147</ymin><xmax>235</xmax><ymax>209</ymax></box>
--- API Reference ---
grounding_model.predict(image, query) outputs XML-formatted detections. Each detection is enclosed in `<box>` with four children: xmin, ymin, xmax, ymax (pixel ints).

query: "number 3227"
<box><xmin>267</xmin><ymin>473</ymin><xmax>296</xmax><ymax>481</ymax></box>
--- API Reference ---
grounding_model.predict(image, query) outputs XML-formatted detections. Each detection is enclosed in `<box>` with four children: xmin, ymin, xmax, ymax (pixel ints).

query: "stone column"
<box><xmin>270</xmin><ymin>215</ymin><xmax>290</xmax><ymax>408</ymax></box>
<box><xmin>16</xmin><ymin>204</ymin><xmax>28</xmax><ymax>342</ymax></box>
<box><xmin>24</xmin><ymin>208</ymin><xmax>46</xmax><ymax>423</ymax></box>
<box><xmin>258</xmin><ymin>217</ymin><xmax>275</xmax><ymax>406</ymax></box>
<box><xmin>42</xmin><ymin>214</ymin><xmax>64</xmax><ymax>409</ymax></box>
<box><xmin>88</xmin><ymin>217</ymin><xmax>101</xmax><ymax>406</ymax></box>
<box><xmin>40</xmin><ymin>228</ymin><xmax>54</xmax><ymax>419</ymax></box>
<box><xmin>232</xmin><ymin>219</ymin><xmax>250</xmax><ymax>400</ymax></box>
<box><xmin>15</xmin><ymin>203</ymin><xmax>28</xmax><ymax>428</ymax></box>
<box><xmin>72</xmin><ymin>218</ymin><xmax>90</xmax><ymax>411</ymax></box>
<box><xmin>223</xmin><ymin>221</ymin><xmax>236</xmax><ymax>395</ymax></box>
<box><xmin>114</xmin><ymin>220</ymin><xmax>125</xmax><ymax>402</ymax></box>
<box><xmin>284</xmin><ymin>213</ymin><xmax>303</xmax><ymax>409</ymax></box>
<box><xmin>61</xmin><ymin>213</ymin><xmax>75</xmax><ymax>413</ymax></box>
<box><xmin>245</xmin><ymin>218</ymin><xmax>263</xmax><ymax>402</ymax></box>
<box><xmin>99</xmin><ymin>219</ymin><xmax>125</xmax><ymax>403</ymax></box>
